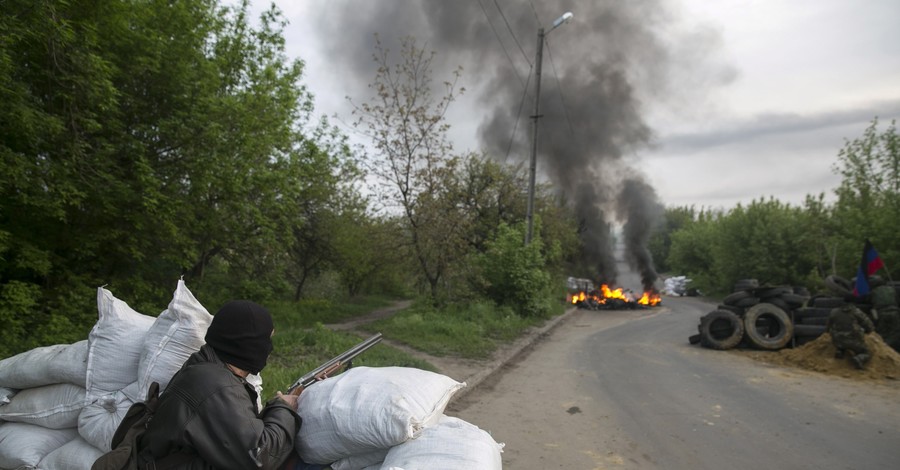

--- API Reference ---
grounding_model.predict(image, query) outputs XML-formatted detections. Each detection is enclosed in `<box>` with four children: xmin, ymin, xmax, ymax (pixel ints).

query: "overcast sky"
<box><xmin>254</xmin><ymin>0</ymin><xmax>900</xmax><ymax>211</ymax></box>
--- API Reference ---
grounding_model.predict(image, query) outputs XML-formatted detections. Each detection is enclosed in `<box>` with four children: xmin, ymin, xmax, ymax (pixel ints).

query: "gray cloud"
<box><xmin>660</xmin><ymin>98</ymin><xmax>900</xmax><ymax>153</ymax></box>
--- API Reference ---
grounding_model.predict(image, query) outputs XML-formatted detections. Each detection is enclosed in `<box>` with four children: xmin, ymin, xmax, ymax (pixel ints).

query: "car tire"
<box><xmin>743</xmin><ymin>303</ymin><xmax>793</xmax><ymax>350</ymax></box>
<box><xmin>723</xmin><ymin>290</ymin><xmax>752</xmax><ymax>306</ymax></box>
<box><xmin>699</xmin><ymin>310</ymin><xmax>745</xmax><ymax>350</ymax></box>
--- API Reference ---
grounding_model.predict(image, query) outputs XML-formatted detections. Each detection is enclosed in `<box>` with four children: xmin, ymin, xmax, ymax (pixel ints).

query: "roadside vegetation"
<box><xmin>650</xmin><ymin>119</ymin><xmax>900</xmax><ymax>297</ymax></box>
<box><xmin>2</xmin><ymin>0</ymin><xmax>895</xmax><ymax>380</ymax></box>
<box><xmin>0</xmin><ymin>0</ymin><xmax>574</xmax><ymax>363</ymax></box>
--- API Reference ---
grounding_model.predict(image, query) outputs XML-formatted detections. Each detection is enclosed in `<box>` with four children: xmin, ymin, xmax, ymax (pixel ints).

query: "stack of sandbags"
<box><xmin>0</xmin><ymin>341</ymin><xmax>90</xmax><ymax>469</ymax></box>
<box><xmin>0</xmin><ymin>279</ymin><xmax>213</xmax><ymax>469</ymax></box>
<box><xmin>295</xmin><ymin>366</ymin><xmax>504</xmax><ymax>470</ymax></box>
<box><xmin>663</xmin><ymin>276</ymin><xmax>691</xmax><ymax>296</ymax></box>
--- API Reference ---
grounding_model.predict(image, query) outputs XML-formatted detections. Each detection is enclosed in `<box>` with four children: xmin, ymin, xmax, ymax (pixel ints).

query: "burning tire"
<box><xmin>743</xmin><ymin>303</ymin><xmax>793</xmax><ymax>350</ymax></box>
<box><xmin>699</xmin><ymin>310</ymin><xmax>745</xmax><ymax>350</ymax></box>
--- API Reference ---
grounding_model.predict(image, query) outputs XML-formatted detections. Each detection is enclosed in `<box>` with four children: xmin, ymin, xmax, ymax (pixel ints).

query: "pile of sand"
<box><xmin>749</xmin><ymin>333</ymin><xmax>900</xmax><ymax>380</ymax></box>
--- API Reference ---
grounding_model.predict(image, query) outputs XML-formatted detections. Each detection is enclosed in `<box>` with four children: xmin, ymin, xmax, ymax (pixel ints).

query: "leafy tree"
<box><xmin>350</xmin><ymin>36</ymin><xmax>468</xmax><ymax>302</ymax></box>
<box><xmin>667</xmin><ymin>210</ymin><xmax>720</xmax><ymax>292</ymax></box>
<box><xmin>648</xmin><ymin>206</ymin><xmax>698</xmax><ymax>274</ymax></box>
<box><xmin>714</xmin><ymin>198</ymin><xmax>816</xmax><ymax>290</ymax></box>
<box><xmin>830</xmin><ymin>118</ymin><xmax>900</xmax><ymax>276</ymax></box>
<box><xmin>475</xmin><ymin>222</ymin><xmax>558</xmax><ymax>317</ymax></box>
<box><xmin>0</xmin><ymin>0</ymin><xmax>347</xmax><ymax>355</ymax></box>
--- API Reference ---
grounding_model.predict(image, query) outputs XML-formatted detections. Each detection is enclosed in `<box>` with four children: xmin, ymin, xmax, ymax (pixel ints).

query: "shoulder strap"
<box><xmin>109</xmin><ymin>382</ymin><xmax>160</xmax><ymax>449</ymax></box>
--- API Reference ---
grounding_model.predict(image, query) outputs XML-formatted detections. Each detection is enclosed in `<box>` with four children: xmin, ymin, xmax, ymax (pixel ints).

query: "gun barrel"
<box><xmin>287</xmin><ymin>333</ymin><xmax>382</xmax><ymax>393</ymax></box>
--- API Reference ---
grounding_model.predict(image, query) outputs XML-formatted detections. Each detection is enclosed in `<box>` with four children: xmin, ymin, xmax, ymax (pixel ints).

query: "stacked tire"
<box><xmin>690</xmin><ymin>279</ymin><xmax>809</xmax><ymax>350</ymax></box>
<box><xmin>792</xmin><ymin>296</ymin><xmax>843</xmax><ymax>346</ymax></box>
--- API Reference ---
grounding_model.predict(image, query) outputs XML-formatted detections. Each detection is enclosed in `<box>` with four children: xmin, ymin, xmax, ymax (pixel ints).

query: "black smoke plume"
<box><xmin>308</xmin><ymin>0</ymin><xmax>731</xmax><ymax>287</ymax></box>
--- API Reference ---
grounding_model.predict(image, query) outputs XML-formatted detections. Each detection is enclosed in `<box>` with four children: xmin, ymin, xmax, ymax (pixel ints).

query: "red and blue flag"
<box><xmin>852</xmin><ymin>239</ymin><xmax>884</xmax><ymax>296</ymax></box>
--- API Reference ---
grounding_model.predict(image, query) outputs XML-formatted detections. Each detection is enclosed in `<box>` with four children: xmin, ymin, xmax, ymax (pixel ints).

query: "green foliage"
<box><xmin>663</xmin><ymin>119</ymin><xmax>900</xmax><ymax>297</ymax></box>
<box><xmin>831</xmin><ymin>118</ymin><xmax>900</xmax><ymax>274</ymax></box>
<box><xmin>0</xmin><ymin>0</ymin><xmax>356</xmax><ymax>355</ymax></box>
<box><xmin>363</xmin><ymin>300</ymin><xmax>543</xmax><ymax>359</ymax></box>
<box><xmin>474</xmin><ymin>222</ymin><xmax>559</xmax><ymax>317</ymax></box>
<box><xmin>350</xmin><ymin>37</ymin><xmax>475</xmax><ymax>303</ymax></box>
<box><xmin>666</xmin><ymin>212</ymin><xmax>720</xmax><ymax>293</ymax></box>
<box><xmin>648</xmin><ymin>206</ymin><xmax>698</xmax><ymax>274</ymax></box>
<box><xmin>716</xmin><ymin>199</ymin><xmax>817</xmax><ymax>289</ymax></box>
<box><xmin>266</xmin><ymin>296</ymin><xmax>396</xmax><ymax>329</ymax></box>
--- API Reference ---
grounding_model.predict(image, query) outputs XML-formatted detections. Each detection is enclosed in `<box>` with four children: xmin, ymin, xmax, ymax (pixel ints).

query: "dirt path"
<box><xmin>324</xmin><ymin>299</ymin><xmax>577</xmax><ymax>402</ymax></box>
<box><xmin>324</xmin><ymin>300</ymin><xmax>413</xmax><ymax>331</ymax></box>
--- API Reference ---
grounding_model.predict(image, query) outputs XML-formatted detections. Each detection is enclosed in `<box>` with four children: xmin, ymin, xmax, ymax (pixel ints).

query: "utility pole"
<box><xmin>524</xmin><ymin>27</ymin><xmax>545</xmax><ymax>246</ymax></box>
<box><xmin>524</xmin><ymin>12</ymin><xmax>572</xmax><ymax>246</ymax></box>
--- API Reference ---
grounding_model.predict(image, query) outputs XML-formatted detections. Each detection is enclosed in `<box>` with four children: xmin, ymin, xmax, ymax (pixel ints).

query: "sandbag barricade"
<box><xmin>295</xmin><ymin>366</ymin><xmax>504</xmax><ymax>470</ymax></box>
<box><xmin>0</xmin><ymin>280</ymin><xmax>213</xmax><ymax>468</ymax></box>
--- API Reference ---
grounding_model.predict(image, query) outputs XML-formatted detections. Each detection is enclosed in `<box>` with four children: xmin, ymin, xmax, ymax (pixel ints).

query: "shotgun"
<box><xmin>286</xmin><ymin>333</ymin><xmax>382</xmax><ymax>395</ymax></box>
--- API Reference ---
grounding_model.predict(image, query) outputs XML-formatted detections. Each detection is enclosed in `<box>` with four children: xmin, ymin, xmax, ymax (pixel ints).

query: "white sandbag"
<box><xmin>136</xmin><ymin>280</ymin><xmax>211</xmax><ymax>399</ymax></box>
<box><xmin>85</xmin><ymin>287</ymin><xmax>155</xmax><ymax>402</ymax></box>
<box><xmin>0</xmin><ymin>340</ymin><xmax>88</xmax><ymax>389</ymax></box>
<box><xmin>296</xmin><ymin>366</ymin><xmax>465</xmax><ymax>464</ymax></box>
<box><xmin>0</xmin><ymin>383</ymin><xmax>85</xmax><ymax>429</ymax></box>
<box><xmin>330</xmin><ymin>449</ymin><xmax>389</xmax><ymax>470</ymax></box>
<box><xmin>379</xmin><ymin>415</ymin><xmax>504</xmax><ymax>470</ymax></box>
<box><xmin>38</xmin><ymin>435</ymin><xmax>104</xmax><ymax>470</ymax></box>
<box><xmin>0</xmin><ymin>387</ymin><xmax>17</xmax><ymax>405</ymax></box>
<box><xmin>77</xmin><ymin>381</ymin><xmax>138</xmax><ymax>452</ymax></box>
<box><xmin>0</xmin><ymin>422</ymin><xmax>77</xmax><ymax>469</ymax></box>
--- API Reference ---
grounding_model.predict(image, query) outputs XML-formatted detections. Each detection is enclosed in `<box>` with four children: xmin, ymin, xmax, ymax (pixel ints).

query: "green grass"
<box><xmin>259</xmin><ymin>294</ymin><xmax>566</xmax><ymax>401</ymax></box>
<box><xmin>266</xmin><ymin>295</ymin><xmax>396</xmax><ymax>329</ymax></box>
<box><xmin>361</xmin><ymin>300</ymin><xmax>556</xmax><ymax>359</ymax></box>
<box><xmin>260</xmin><ymin>296</ymin><xmax>433</xmax><ymax>401</ymax></box>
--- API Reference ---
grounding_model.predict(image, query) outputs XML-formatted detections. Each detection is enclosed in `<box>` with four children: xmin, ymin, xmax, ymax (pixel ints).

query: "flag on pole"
<box><xmin>852</xmin><ymin>239</ymin><xmax>884</xmax><ymax>296</ymax></box>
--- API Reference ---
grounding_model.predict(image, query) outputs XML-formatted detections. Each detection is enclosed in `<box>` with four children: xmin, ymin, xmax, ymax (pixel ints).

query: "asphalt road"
<box><xmin>448</xmin><ymin>296</ymin><xmax>900</xmax><ymax>470</ymax></box>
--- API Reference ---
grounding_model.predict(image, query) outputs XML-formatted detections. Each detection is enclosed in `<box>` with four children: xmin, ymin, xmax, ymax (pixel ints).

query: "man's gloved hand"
<box><xmin>276</xmin><ymin>391</ymin><xmax>299</xmax><ymax>409</ymax></box>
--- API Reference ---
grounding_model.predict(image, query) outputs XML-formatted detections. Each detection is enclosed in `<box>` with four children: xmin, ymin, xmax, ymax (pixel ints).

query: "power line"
<box><xmin>476</xmin><ymin>0</ymin><xmax>526</xmax><ymax>88</ymax></box>
<box><xmin>505</xmin><ymin>69</ymin><xmax>533</xmax><ymax>162</ymax></box>
<box><xmin>528</xmin><ymin>0</ymin><xmax>541</xmax><ymax>26</ymax></box>
<box><xmin>492</xmin><ymin>0</ymin><xmax>531</xmax><ymax>67</ymax></box>
<box><xmin>545</xmin><ymin>40</ymin><xmax>576</xmax><ymax>140</ymax></box>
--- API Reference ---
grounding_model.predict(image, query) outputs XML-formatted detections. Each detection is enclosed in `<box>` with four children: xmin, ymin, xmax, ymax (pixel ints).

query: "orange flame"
<box><xmin>600</xmin><ymin>284</ymin><xmax>626</xmax><ymax>302</ymax></box>
<box><xmin>569</xmin><ymin>284</ymin><xmax>661</xmax><ymax>307</ymax></box>
<box><xmin>637</xmin><ymin>291</ymin><xmax>662</xmax><ymax>306</ymax></box>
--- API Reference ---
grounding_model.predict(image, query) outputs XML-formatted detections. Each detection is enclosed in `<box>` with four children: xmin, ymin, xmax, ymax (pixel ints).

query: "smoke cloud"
<box><xmin>308</xmin><ymin>0</ymin><xmax>733</xmax><ymax>289</ymax></box>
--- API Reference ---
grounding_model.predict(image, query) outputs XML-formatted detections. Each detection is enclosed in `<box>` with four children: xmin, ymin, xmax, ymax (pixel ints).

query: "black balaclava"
<box><xmin>205</xmin><ymin>300</ymin><xmax>274</xmax><ymax>375</ymax></box>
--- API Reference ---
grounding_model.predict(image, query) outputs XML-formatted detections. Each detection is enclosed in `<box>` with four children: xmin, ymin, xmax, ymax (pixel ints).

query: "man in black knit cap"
<box><xmin>133</xmin><ymin>300</ymin><xmax>301</xmax><ymax>469</ymax></box>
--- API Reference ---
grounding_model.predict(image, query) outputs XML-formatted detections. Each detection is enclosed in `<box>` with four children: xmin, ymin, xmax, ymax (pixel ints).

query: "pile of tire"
<box><xmin>689</xmin><ymin>279</ymin><xmax>811</xmax><ymax>351</ymax></box>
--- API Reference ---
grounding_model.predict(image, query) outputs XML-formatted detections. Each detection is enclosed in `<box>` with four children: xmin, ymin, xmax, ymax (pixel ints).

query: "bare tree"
<box><xmin>350</xmin><ymin>36</ymin><xmax>469</xmax><ymax>301</ymax></box>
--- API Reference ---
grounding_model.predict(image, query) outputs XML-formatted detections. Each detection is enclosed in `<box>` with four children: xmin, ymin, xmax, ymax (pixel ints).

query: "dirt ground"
<box><xmin>733</xmin><ymin>332</ymin><xmax>900</xmax><ymax>381</ymax></box>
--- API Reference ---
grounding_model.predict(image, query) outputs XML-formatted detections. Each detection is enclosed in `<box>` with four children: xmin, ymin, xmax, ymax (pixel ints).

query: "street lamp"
<box><xmin>525</xmin><ymin>11</ymin><xmax>573</xmax><ymax>245</ymax></box>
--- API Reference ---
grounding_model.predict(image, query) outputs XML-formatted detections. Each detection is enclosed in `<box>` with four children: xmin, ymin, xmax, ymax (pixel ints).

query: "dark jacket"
<box><xmin>138</xmin><ymin>345</ymin><xmax>300</xmax><ymax>469</ymax></box>
<box><xmin>827</xmin><ymin>305</ymin><xmax>875</xmax><ymax>338</ymax></box>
